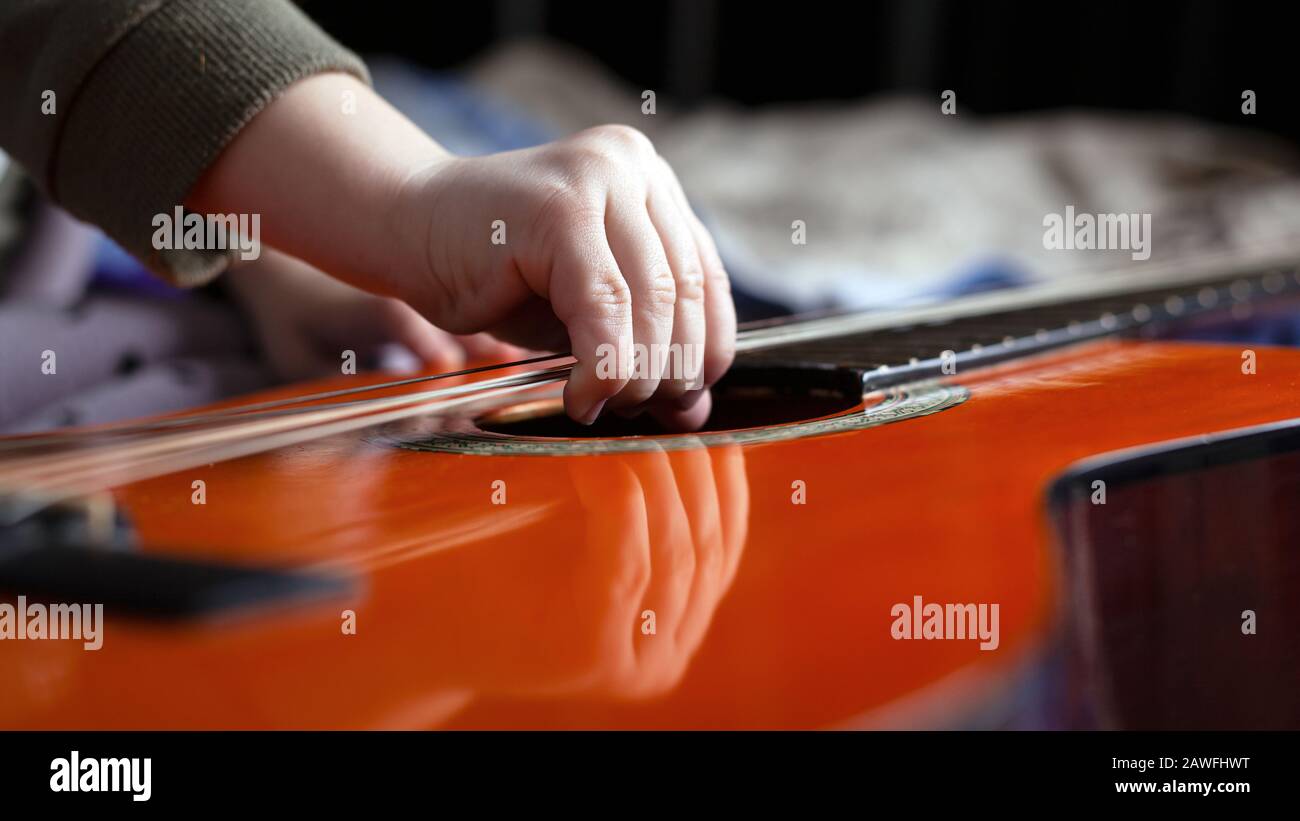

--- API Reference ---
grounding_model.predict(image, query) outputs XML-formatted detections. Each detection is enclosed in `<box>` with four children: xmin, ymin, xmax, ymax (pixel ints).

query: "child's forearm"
<box><xmin>186</xmin><ymin>73</ymin><xmax>443</xmax><ymax>298</ymax></box>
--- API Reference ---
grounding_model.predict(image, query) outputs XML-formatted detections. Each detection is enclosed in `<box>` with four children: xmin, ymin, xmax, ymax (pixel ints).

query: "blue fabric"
<box><xmin>90</xmin><ymin>238</ymin><xmax>185</xmax><ymax>298</ymax></box>
<box><xmin>1175</xmin><ymin>312</ymin><xmax>1300</xmax><ymax>347</ymax></box>
<box><xmin>926</xmin><ymin>256</ymin><xmax>1033</xmax><ymax>299</ymax></box>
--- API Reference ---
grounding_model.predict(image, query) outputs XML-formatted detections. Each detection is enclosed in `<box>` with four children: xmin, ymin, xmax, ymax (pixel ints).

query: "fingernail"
<box><xmin>579</xmin><ymin>399</ymin><xmax>607</xmax><ymax>426</ymax></box>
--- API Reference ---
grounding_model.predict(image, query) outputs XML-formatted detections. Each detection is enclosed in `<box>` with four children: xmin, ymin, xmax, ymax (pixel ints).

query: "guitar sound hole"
<box><xmin>476</xmin><ymin>366</ymin><xmax>864</xmax><ymax>439</ymax></box>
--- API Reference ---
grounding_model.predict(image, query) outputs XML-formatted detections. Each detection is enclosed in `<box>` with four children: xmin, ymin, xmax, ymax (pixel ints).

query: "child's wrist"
<box><xmin>387</xmin><ymin>153</ymin><xmax>460</xmax><ymax>309</ymax></box>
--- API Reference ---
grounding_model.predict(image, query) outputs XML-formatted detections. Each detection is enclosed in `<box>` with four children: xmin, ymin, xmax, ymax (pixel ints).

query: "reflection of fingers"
<box><xmin>569</xmin><ymin>457</ymin><xmax>655</xmax><ymax>689</ymax></box>
<box><xmin>666</xmin><ymin>447</ymin><xmax>726</xmax><ymax>649</ymax></box>
<box><xmin>632</xmin><ymin>446</ymin><xmax>696</xmax><ymax>668</ymax></box>
<box><xmin>566</xmin><ymin>458</ymin><xmax>652</xmax><ymax>612</ymax></box>
<box><xmin>711</xmin><ymin>445</ymin><xmax>751</xmax><ymax>591</ymax></box>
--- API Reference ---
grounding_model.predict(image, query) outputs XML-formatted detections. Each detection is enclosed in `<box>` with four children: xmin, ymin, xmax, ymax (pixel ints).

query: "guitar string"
<box><xmin>0</xmin><ymin>352</ymin><xmax>574</xmax><ymax>451</ymax></box>
<box><xmin>0</xmin><ymin>314</ymin><xmax>786</xmax><ymax>453</ymax></box>
<box><xmin>6</xmin><ymin>254</ymin><xmax>1297</xmax><ymax>489</ymax></box>
<box><xmin>0</xmin><ymin>314</ymin><xmax>797</xmax><ymax>474</ymax></box>
<box><xmin>4</xmin><ymin>242</ymin><xmax>1300</xmax><ymax>518</ymax></box>
<box><xmin>0</xmin><ymin>373</ymin><xmax>566</xmax><ymax>525</ymax></box>
<box><xmin>4</xmin><ymin>310</ymin><xmax>817</xmax><ymax>505</ymax></box>
<box><xmin>4</xmin><ymin>241</ymin><xmax>1295</xmax><ymax>452</ymax></box>
<box><xmin>0</xmin><ymin>364</ymin><xmax>574</xmax><ymax>489</ymax></box>
<box><xmin>0</xmin><ymin>356</ymin><xmax>581</xmax><ymax>470</ymax></box>
<box><xmin>0</xmin><ymin>268</ymin><xmax>1292</xmax><ymax>496</ymax></box>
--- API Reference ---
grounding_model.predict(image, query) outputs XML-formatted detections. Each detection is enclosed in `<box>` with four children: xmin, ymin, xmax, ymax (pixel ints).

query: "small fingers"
<box><xmin>645</xmin><ymin>182</ymin><xmax>707</xmax><ymax>404</ymax></box>
<box><xmin>378</xmin><ymin>300</ymin><xmax>467</xmax><ymax>372</ymax></box>
<box><xmin>602</xmin><ymin>196</ymin><xmax>677</xmax><ymax>410</ymax></box>
<box><xmin>548</xmin><ymin>220</ymin><xmax>634</xmax><ymax>424</ymax></box>
<box><xmin>647</xmin><ymin>387</ymin><xmax>712</xmax><ymax>432</ymax></box>
<box><xmin>454</xmin><ymin>333</ymin><xmax>528</xmax><ymax>363</ymax></box>
<box><xmin>659</xmin><ymin>160</ymin><xmax>736</xmax><ymax>388</ymax></box>
<box><xmin>537</xmin><ymin>129</ymin><xmax>734</xmax><ymax>426</ymax></box>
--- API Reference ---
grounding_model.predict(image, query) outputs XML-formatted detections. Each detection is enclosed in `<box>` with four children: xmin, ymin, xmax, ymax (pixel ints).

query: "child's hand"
<box><xmin>398</xmin><ymin>125</ymin><xmax>736</xmax><ymax>428</ymax></box>
<box><xmin>188</xmin><ymin>75</ymin><xmax>735</xmax><ymax>429</ymax></box>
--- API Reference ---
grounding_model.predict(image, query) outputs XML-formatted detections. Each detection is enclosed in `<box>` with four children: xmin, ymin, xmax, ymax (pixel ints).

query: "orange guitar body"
<box><xmin>3</xmin><ymin>338</ymin><xmax>1297</xmax><ymax>729</ymax></box>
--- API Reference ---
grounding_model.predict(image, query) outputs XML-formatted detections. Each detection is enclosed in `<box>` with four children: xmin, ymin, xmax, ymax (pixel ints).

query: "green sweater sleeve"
<box><xmin>0</xmin><ymin>0</ymin><xmax>370</xmax><ymax>286</ymax></box>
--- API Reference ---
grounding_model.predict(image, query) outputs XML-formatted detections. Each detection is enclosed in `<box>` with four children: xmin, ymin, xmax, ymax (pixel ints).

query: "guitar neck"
<box><xmin>735</xmin><ymin>247</ymin><xmax>1300</xmax><ymax>390</ymax></box>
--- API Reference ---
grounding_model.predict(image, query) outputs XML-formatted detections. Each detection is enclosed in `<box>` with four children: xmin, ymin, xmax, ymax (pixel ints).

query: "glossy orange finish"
<box><xmin>3</xmin><ymin>339</ymin><xmax>1298</xmax><ymax>729</ymax></box>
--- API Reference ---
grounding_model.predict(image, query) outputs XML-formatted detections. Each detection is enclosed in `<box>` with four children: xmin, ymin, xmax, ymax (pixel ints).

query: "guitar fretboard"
<box><xmin>737</xmin><ymin>257</ymin><xmax>1300</xmax><ymax>390</ymax></box>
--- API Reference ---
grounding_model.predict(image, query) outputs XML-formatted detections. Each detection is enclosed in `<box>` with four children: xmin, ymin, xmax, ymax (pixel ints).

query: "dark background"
<box><xmin>308</xmin><ymin>0</ymin><xmax>1297</xmax><ymax>142</ymax></box>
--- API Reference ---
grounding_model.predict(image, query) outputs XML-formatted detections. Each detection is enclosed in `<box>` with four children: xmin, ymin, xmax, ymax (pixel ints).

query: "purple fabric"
<box><xmin>0</xmin><ymin>295</ymin><xmax>271</xmax><ymax>432</ymax></box>
<box><xmin>2</xmin><ymin>355</ymin><xmax>272</xmax><ymax>434</ymax></box>
<box><xmin>2</xmin><ymin>200</ymin><xmax>98</xmax><ymax>308</ymax></box>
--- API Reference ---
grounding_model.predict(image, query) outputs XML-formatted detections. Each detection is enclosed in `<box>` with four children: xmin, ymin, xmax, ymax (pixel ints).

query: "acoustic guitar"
<box><xmin>2</xmin><ymin>249</ymin><xmax>1298</xmax><ymax>730</ymax></box>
